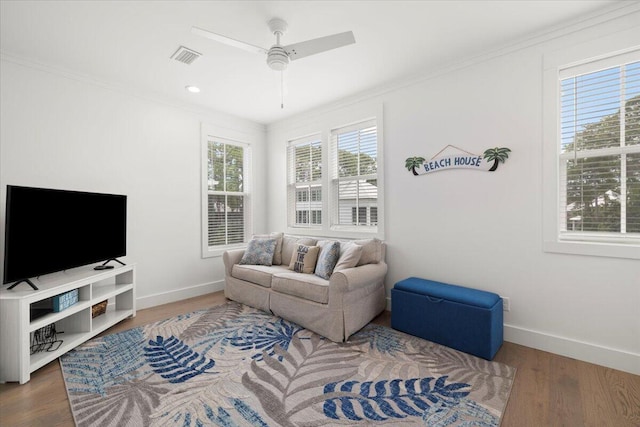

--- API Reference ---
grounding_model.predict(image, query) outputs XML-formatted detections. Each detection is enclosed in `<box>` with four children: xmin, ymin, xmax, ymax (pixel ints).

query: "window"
<box><xmin>203</xmin><ymin>137</ymin><xmax>250</xmax><ymax>252</ymax></box>
<box><xmin>560</xmin><ymin>59</ymin><xmax>640</xmax><ymax>237</ymax></box>
<box><xmin>332</xmin><ymin>120</ymin><xmax>378</xmax><ymax>231</ymax></box>
<box><xmin>288</xmin><ymin>136</ymin><xmax>322</xmax><ymax>228</ymax></box>
<box><xmin>544</xmin><ymin>45</ymin><xmax>640</xmax><ymax>259</ymax></box>
<box><xmin>284</xmin><ymin>104</ymin><xmax>383</xmax><ymax>239</ymax></box>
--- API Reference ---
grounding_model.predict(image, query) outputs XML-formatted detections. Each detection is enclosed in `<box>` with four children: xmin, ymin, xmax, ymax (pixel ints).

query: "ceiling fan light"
<box><xmin>185</xmin><ymin>85</ymin><xmax>201</xmax><ymax>93</ymax></box>
<box><xmin>268</xmin><ymin>59</ymin><xmax>288</xmax><ymax>71</ymax></box>
<box><xmin>267</xmin><ymin>46</ymin><xmax>290</xmax><ymax>71</ymax></box>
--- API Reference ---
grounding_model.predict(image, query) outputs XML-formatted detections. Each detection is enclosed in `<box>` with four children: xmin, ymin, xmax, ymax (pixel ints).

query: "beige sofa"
<box><xmin>223</xmin><ymin>234</ymin><xmax>387</xmax><ymax>342</ymax></box>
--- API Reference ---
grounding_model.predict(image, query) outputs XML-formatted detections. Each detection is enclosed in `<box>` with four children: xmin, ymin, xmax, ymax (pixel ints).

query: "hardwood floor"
<box><xmin>1</xmin><ymin>292</ymin><xmax>638</xmax><ymax>426</ymax></box>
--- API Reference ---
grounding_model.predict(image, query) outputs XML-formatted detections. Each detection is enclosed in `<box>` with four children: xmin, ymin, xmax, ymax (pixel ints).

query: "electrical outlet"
<box><xmin>501</xmin><ymin>296</ymin><xmax>510</xmax><ymax>312</ymax></box>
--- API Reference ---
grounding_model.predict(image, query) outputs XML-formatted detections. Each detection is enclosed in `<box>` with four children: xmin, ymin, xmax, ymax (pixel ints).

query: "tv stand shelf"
<box><xmin>0</xmin><ymin>264</ymin><xmax>135</xmax><ymax>384</ymax></box>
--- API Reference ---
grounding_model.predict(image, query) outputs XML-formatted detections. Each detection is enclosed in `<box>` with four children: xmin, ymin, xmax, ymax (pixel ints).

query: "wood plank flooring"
<box><xmin>1</xmin><ymin>291</ymin><xmax>638</xmax><ymax>426</ymax></box>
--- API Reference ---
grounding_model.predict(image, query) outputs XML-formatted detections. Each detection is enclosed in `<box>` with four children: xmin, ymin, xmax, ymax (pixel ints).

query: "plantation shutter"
<box><xmin>287</xmin><ymin>135</ymin><xmax>322</xmax><ymax>227</ymax></box>
<box><xmin>207</xmin><ymin>139</ymin><xmax>248</xmax><ymax>247</ymax></box>
<box><xmin>331</xmin><ymin>120</ymin><xmax>378</xmax><ymax>228</ymax></box>
<box><xmin>558</xmin><ymin>52</ymin><xmax>640</xmax><ymax>240</ymax></box>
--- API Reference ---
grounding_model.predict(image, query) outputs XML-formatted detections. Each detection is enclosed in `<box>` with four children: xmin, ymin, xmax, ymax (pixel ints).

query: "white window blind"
<box><xmin>207</xmin><ymin>139</ymin><xmax>248</xmax><ymax>247</ymax></box>
<box><xmin>287</xmin><ymin>136</ymin><xmax>322</xmax><ymax>227</ymax></box>
<box><xmin>559</xmin><ymin>55</ymin><xmax>640</xmax><ymax>241</ymax></box>
<box><xmin>331</xmin><ymin>120</ymin><xmax>378</xmax><ymax>229</ymax></box>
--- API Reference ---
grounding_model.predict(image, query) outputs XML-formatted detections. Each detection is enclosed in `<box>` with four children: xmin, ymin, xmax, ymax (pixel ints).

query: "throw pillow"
<box><xmin>282</xmin><ymin>236</ymin><xmax>318</xmax><ymax>265</ymax></box>
<box><xmin>314</xmin><ymin>240</ymin><xmax>341</xmax><ymax>279</ymax></box>
<box><xmin>333</xmin><ymin>242</ymin><xmax>363</xmax><ymax>272</ymax></box>
<box><xmin>353</xmin><ymin>238</ymin><xmax>382</xmax><ymax>266</ymax></box>
<box><xmin>289</xmin><ymin>244</ymin><xmax>320</xmax><ymax>274</ymax></box>
<box><xmin>239</xmin><ymin>238</ymin><xmax>277</xmax><ymax>266</ymax></box>
<box><xmin>253</xmin><ymin>232</ymin><xmax>284</xmax><ymax>265</ymax></box>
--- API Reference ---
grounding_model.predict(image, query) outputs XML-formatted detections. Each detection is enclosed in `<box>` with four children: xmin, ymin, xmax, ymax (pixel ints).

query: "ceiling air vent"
<box><xmin>170</xmin><ymin>46</ymin><xmax>202</xmax><ymax>65</ymax></box>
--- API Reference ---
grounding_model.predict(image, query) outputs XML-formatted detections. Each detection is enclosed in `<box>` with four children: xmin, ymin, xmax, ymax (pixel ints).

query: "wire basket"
<box><xmin>91</xmin><ymin>300</ymin><xmax>108</xmax><ymax>318</ymax></box>
<box><xmin>30</xmin><ymin>324</ymin><xmax>63</xmax><ymax>354</ymax></box>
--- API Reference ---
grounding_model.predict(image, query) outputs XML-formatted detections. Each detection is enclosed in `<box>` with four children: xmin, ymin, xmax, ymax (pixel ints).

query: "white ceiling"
<box><xmin>0</xmin><ymin>1</ymin><xmax>621</xmax><ymax>124</ymax></box>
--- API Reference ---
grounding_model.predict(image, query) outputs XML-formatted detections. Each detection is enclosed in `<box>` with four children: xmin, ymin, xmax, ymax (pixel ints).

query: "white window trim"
<box><xmin>201</xmin><ymin>125</ymin><xmax>252</xmax><ymax>258</ymax></box>
<box><xmin>287</xmin><ymin>134</ymin><xmax>323</xmax><ymax>230</ymax></box>
<box><xmin>330</xmin><ymin>118</ymin><xmax>379</xmax><ymax>233</ymax></box>
<box><xmin>283</xmin><ymin>102</ymin><xmax>385</xmax><ymax>240</ymax></box>
<box><xmin>543</xmin><ymin>34</ymin><xmax>640</xmax><ymax>260</ymax></box>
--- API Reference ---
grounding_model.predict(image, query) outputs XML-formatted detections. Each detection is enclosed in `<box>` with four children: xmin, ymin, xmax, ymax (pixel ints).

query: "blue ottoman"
<box><xmin>391</xmin><ymin>277</ymin><xmax>503</xmax><ymax>360</ymax></box>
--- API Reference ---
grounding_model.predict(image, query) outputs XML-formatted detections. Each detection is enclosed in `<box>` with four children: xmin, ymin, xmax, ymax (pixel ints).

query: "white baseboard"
<box><xmin>385</xmin><ymin>295</ymin><xmax>638</xmax><ymax>374</ymax></box>
<box><xmin>136</xmin><ymin>280</ymin><xmax>225</xmax><ymax>310</ymax></box>
<box><xmin>505</xmin><ymin>323</ymin><xmax>640</xmax><ymax>375</ymax></box>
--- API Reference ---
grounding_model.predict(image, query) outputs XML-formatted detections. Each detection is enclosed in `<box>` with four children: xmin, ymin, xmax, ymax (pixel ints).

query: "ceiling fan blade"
<box><xmin>191</xmin><ymin>26</ymin><xmax>268</xmax><ymax>55</ymax></box>
<box><xmin>284</xmin><ymin>31</ymin><xmax>355</xmax><ymax>61</ymax></box>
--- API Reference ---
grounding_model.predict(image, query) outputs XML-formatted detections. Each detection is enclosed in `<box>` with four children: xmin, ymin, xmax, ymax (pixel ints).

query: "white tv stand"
<box><xmin>0</xmin><ymin>264</ymin><xmax>135</xmax><ymax>384</ymax></box>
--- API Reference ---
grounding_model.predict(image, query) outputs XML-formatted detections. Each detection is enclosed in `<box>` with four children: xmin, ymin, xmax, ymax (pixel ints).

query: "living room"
<box><xmin>1</xmin><ymin>1</ymin><xmax>639</xmax><ymax>426</ymax></box>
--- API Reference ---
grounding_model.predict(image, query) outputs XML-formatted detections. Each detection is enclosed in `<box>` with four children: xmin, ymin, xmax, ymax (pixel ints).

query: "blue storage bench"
<box><xmin>391</xmin><ymin>277</ymin><xmax>503</xmax><ymax>360</ymax></box>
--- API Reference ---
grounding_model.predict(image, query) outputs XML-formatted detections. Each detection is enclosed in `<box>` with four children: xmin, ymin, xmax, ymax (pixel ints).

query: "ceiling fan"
<box><xmin>192</xmin><ymin>18</ymin><xmax>355</xmax><ymax>108</ymax></box>
<box><xmin>192</xmin><ymin>18</ymin><xmax>355</xmax><ymax>71</ymax></box>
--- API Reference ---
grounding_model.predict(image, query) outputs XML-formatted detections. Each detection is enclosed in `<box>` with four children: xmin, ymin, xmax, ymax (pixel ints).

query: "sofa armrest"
<box><xmin>223</xmin><ymin>249</ymin><xmax>245</xmax><ymax>277</ymax></box>
<box><xmin>330</xmin><ymin>262</ymin><xmax>388</xmax><ymax>294</ymax></box>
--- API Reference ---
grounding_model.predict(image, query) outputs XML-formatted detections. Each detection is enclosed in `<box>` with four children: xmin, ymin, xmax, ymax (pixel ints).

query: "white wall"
<box><xmin>0</xmin><ymin>58</ymin><xmax>266</xmax><ymax>307</ymax></box>
<box><xmin>267</xmin><ymin>10</ymin><xmax>640</xmax><ymax>374</ymax></box>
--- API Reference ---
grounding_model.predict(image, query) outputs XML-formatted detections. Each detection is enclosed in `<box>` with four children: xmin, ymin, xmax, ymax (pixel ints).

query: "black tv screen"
<box><xmin>3</xmin><ymin>186</ymin><xmax>127</xmax><ymax>284</ymax></box>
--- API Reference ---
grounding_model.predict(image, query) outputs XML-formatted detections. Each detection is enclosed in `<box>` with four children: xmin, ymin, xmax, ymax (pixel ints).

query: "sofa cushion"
<box><xmin>272</xmin><ymin>272</ymin><xmax>330</xmax><ymax>304</ymax></box>
<box><xmin>253</xmin><ymin>232</ymin><xmax>284</xmax><ymax>265</ymax></box>
<box><xmin>353</xmin><ymin>238</ymin><xmax>383</xmax><ymax>266</ymax></box>
<box><xmin>334</xmin><ymin>242</ymin><xmax>363</xmax><ymax>272</ymax></box>
<box><xmin>282</xmin><ymin>236</ymin><xmax>318</xmax><ymax>266</ymax></box>
<box><xmin>239</xmin><ymin>238</ymin><xmax>277</xmax><ymax>266</ymax></box>
<box><xmin>231</xmin><ymin>264</ymin><xmax>290</xmax><ymax>288</ymax></box>
<box><xmin>314</xmin><ymin>240</ymin><xmax>341</xmax><ymax>279</ymax></box>
<box><xmin>289</xmin><ymin>244</ymin><xmax>320</xmax><ymax>274</ymax></box>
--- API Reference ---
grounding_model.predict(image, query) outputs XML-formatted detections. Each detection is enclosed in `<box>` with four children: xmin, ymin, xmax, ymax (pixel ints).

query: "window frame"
<box><xmin>543</xmin><ymin>41</ymin><xmax>640</xmax><ymax>259</ymax></box>
<box><xmin>201</xmin><ymin>129</ymin><xmax>251</xmax><ymax>258</ymax></box>
<box><xmin>283</xmin><ymin>103</ymin><xmax>384</xmax><ymax>239</ymax></box>
<box><xmin>287</xmin><ymin>134</ymin><xmax>323</xmax><ymax>229</ymax></box>
<box><xmin>330</xmin><ymin>119</ymin><xmax>379</xmax><ymax>233</ymax></box>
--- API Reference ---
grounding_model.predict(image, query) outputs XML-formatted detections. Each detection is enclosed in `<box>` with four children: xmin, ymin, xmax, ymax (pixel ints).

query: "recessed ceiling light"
<box><xmin>185</xmin><ymin>85</ymin><xmax>200</xmax><ymax>93</ymax></box>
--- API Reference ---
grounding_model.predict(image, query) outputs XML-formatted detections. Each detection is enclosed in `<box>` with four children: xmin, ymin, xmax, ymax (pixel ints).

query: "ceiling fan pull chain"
<box><xmin>281</xmin><ymin>71</ymin><xmax>284</xmax><ymax>109</ymax></box>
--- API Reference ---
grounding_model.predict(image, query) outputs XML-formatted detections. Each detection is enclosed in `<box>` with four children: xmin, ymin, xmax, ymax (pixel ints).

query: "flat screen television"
<box><xmin>3</xmin><ymin>185</ymin><xmax>127</xmax><ymax>288</ymax></box>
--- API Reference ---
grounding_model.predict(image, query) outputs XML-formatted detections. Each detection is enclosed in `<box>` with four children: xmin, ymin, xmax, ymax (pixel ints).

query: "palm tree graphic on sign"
<box><xmin>405</xmin><ymin>156</ymin><xmax>426</xmax><ymax>175</ymax></box>
<box><xmin>483</xmin><ymin>147</ymin><xmax>511</xmax><ymax>171</ymax></box>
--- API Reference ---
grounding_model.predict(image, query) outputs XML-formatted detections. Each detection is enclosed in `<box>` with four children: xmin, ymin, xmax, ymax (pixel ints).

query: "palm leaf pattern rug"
<box><xmin>60</xmin><ymin>302</ymin><xmax>515</xmax><ymax>426</ymax></box>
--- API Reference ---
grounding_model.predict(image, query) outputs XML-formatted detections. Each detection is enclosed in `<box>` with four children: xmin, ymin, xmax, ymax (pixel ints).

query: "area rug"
<box><xmin>60</xmin><ymin>302</ymin><xmax>515</xmax><ymax>426</ymax></box>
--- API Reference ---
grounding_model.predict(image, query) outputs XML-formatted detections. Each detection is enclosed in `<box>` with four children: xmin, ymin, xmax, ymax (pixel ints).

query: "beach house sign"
<box><xmin>405</xmin><ymin>145</ymin><xmax>511</xmax><ymax>176</ymax></box>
